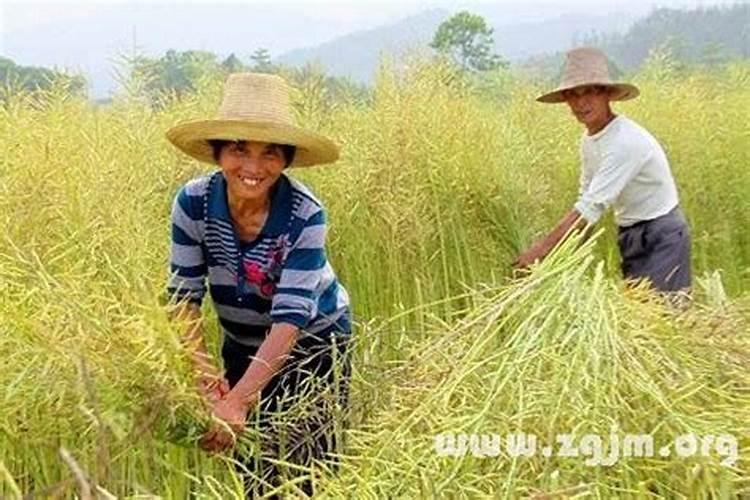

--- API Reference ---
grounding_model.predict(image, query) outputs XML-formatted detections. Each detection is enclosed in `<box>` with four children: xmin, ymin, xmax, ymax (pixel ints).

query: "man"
<box><xmin>514</xmin><ymin>47</ymin><xmax>691</xmax><ymax>293</ymax></box>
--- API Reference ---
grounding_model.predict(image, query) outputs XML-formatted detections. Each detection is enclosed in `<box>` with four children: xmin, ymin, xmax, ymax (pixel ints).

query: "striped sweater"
<box><xmin>167</xmin><ymin>171</ymin><xmax>351</xmax><ymax>346</ymax></box>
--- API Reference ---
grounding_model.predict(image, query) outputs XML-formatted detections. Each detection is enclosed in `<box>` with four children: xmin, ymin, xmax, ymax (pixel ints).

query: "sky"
<box><xmin>0</xmin><ymin>0</ymin><xmax>740</xmax><ymax>97</ymax></box>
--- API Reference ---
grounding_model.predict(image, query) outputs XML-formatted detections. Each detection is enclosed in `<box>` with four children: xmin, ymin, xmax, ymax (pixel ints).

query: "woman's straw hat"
<box><xmin>537</xmin><ymin>47</ymin><xmax>639</xmax><ymax>104</ymax></box>
<box><xmin>166</xmin><ymin>73</ymin><xmax>339</xmax><ymax>167</ymax></box>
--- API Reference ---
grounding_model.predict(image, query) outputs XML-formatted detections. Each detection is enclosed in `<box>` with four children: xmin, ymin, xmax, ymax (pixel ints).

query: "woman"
<box><xmin>165</xmin><ymin>72</ymin><xmax>352</xmax><ymax>495</ymax></box>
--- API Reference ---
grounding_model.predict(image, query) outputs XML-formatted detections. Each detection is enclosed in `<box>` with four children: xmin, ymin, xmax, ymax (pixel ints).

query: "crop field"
<box><xmin>1</xmin><ymin>60</ymin><xmax>749</xmax><ymax>497</ymax></box>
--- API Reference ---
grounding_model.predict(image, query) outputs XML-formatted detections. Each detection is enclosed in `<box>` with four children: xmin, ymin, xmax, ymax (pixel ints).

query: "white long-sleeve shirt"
<box><xmin>574</xmin><ymin>115</ymin><xmax>679</xmax><ymax>228</ymax></box>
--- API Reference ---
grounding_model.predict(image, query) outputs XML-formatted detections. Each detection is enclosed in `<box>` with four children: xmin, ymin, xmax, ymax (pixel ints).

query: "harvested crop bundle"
<box><xmin>326</xmin><ymin>238</ymin><xmax>750</xmax><ymax>497</ymax></box>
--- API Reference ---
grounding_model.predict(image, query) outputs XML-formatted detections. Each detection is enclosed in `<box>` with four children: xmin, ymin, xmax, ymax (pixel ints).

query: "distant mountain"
<box><xmin>600</xmin><ymin>3</ymin><xmax>750</xmax><ymax>68</ymax></box>
<box><xmin>518</xmin><ymin>3</ymin><xmax>750</xmax><ymax>81</ymax></box>
<box><xmin>276</xmin><ymin>9</ymin><xmax>450</xmax><ymax>83</ymax></box>
<box><xmin>275</xmin><ymin>9</ymin><xmax>638</xmax><ymax>83</ymax></box>
<box><xmin>492</xmin><ymin>12</ymin><xmax>637</xmax><ymax>61</ymax></box>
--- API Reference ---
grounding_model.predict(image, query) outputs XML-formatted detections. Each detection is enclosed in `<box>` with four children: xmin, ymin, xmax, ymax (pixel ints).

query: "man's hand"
<box><xmin>199</xmin><ymin>392</ymin><xmax>258</xmax><ymax>453</ymax></box>
<box><xmin>513</xmin><ymin>210</ymin><xmax>588</xmax><ymax>271</ymax></box>
<box><xmin>513</xmin><ymin>244</ymin><xmax>546</xmax><ymax>270</ymax></box>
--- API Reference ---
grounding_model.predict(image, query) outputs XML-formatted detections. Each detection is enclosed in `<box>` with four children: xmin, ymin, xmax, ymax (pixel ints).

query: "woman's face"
<box><xmin>218</xmin><ymin>141</ymin><xmax>286</xmax><ymax>203</ymax></box>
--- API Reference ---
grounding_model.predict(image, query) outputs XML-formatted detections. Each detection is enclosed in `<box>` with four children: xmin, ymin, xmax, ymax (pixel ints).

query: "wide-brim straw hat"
<box><xmin>166</xmin><ymin>73</ymin><xmax>339</xmax><ymax>167</ymax></box>
<box><xmin>536</xmin><ymin>47</ymin><xmax>639</xmax><ymax>104</ymax></box>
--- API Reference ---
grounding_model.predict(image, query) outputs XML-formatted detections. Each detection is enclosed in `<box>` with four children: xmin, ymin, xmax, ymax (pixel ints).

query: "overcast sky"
<box><xmin>2</xmin><ymin>0</ymin><xmax>735</xmax><ymax>52</ymax></box>
<box><xmin>0</xmin><ymin>0</ymin><xmax>741</xmax><ymax>97</ymax></box>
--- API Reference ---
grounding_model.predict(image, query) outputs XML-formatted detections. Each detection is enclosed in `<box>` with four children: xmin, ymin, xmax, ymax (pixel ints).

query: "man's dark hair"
<box><xmin>207</xmin><ymin>139</ymin><xmax>296</xmax><ymax>167</ymax></box>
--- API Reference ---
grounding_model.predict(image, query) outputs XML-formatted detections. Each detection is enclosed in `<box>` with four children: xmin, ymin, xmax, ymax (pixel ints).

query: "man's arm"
<box><xmin>514</xmin><ymin>128</ymin><xmax>648</xmax><ymax>270</ymax></box>
<box><xmin>513</xmin><ymin>209</ymin><xmax>589</xmax><ymax>269</ymax></box>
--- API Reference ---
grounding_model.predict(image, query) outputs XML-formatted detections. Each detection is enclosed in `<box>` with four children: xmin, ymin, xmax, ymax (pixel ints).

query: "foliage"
<box><xmin>128</xmin><ymin>49</ymin><xmax>220</xmax><ymax>103</ymax></box>
<box><xmin>0</xmin><ymin>56</ymin><xmax>86</xmax><ymax>97</ymax></box>
<box><xmin>0</xmin><ymin>58</ymin><xmax>748</xmax><ymax>497</ymax></box>
<box><xmin>114</xmin><ymin>48</ymin><xmax>369</xmax><ymax>109</ymax></box>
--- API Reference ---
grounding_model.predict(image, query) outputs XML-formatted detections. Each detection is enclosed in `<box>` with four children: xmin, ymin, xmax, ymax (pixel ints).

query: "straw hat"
<box><xmin>166</xmin><ymin>73</ymin><xmax>339</xmax><ymax>167</ymax></box>
<box><xmin>536</xmin><ymin>47</ymin><xmax>639</xmax><ymax>104</ymax></box>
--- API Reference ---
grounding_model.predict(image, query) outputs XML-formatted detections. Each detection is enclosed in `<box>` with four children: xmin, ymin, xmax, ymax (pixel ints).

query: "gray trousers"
<box><xmin>617</xmin><ymin>206</ymin><xmax>692</xmax><ymax>292</ymax></box>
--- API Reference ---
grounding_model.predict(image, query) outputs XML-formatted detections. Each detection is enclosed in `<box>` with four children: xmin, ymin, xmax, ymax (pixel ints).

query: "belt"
<box><xmin>619</xmin><ymin>205</ymin><xmax>683</xmax><ymax>232</ymax></box>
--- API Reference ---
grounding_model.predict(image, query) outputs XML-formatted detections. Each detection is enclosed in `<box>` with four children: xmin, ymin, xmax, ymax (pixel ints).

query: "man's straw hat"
<box><xmin>537</xmin><ymin>47</ymin><xmax>639</xmax><ymax>104</ymax></box>
<box><xmin>166</xmin><ymin>73</ymin><xmax>339</xmax><ymax>167</ymax></box>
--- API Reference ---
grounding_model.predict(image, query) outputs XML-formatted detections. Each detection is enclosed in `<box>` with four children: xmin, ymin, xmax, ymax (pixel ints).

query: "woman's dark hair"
<box><xmin>207</xmin><ymin>139</ymin><xmax>296</xmax><ymax>167</ymax></box>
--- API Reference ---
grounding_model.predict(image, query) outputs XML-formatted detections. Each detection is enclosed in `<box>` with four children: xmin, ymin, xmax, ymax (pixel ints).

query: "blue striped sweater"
<box><xmin>167</xmin><ymin>171</ymin><xmax>351</xmax><ymax>346</ymax></box>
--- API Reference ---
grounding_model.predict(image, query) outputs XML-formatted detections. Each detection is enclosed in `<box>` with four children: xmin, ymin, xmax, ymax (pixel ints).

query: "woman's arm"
<box><xmin>171</xmin><ymin>302</ymin><xmax>228</xmax><ymax>401</ymax></box>
<box><xmin>168</xmin><ymin>182</ymin><xmax>226</xmax><ymax>398</ymax></box>
<box><xmin>199</xmin><ymin>322</ymin><xmax>299</xmax><ymax>452</ymax></box>
<box><xmin>226</xmin><ymin>322</ymin><xmax>300</xmax><ymax>407</ymax></box>
<box><xmin>201</xmin><ymin>202</ymin><xmax>326</xmax><ymax>451</ymax></box>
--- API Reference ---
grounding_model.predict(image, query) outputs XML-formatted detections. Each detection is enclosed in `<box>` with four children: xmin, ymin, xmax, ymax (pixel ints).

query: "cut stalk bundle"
<box><xmin>327</xmin><ymin>236</ymin><xmax>750</xmax><ymax>497</ymax></box>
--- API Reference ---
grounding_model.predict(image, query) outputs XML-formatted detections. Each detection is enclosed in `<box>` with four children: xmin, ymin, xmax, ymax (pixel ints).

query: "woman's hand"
<box><xmin>199</xmin><ymin>323</ymin><xmax>299</xmax><ymax>453</ymax></box>
<box><xmin>199</xmin><ymin>392</ymin><xmax>258</xmax><ymax>453</ymax></box>
<box><xmin>197</xmin><ymin>375</ymin><xmax>230</xmax><ymax>404</ymax></box>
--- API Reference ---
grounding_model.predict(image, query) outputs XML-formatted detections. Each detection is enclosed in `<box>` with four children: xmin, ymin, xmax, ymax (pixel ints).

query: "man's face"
<box><xmin>563</xmin><ymin>85</ymin><xmax>612</xmax><ymax>131</ymax></box>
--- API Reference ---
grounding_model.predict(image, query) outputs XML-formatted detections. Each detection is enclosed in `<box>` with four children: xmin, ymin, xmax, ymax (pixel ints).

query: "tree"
<box><xmin>221</xmin><ymin>53</ymin><xmax>245</xmax><ymax>73</ymax></box>
<box><xmin>430</xmin><ymin>11</ymin><xmax>506</xmax><ymax>72</ymax></box>
<box><xmin>250</xmin><ymin>48</ymin><xmax>275</xmax><ymax>73</ymax></box>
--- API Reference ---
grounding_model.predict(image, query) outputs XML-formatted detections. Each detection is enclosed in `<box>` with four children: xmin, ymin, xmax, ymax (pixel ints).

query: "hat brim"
<box><xmin>166</xmin><ymin>120</ymin><xmax>340</xmax><ymax>167</ymax></box>
<box><xmin>536</xmin><ymin>82</ymin><xmax>640</xmax><ymax>104</ymax></box>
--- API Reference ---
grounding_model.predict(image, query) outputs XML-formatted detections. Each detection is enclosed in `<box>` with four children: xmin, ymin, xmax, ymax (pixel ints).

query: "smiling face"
<box><xmin>217</xmin><ymin>140</ymin><xmax>287</xmax><ymax>204</ymax></box>
<box><xmin>562</xmin><ymin>85</ymin><xmax>615</xmax><ymax>134</ymax></box>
